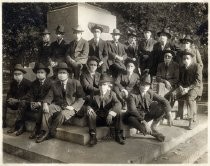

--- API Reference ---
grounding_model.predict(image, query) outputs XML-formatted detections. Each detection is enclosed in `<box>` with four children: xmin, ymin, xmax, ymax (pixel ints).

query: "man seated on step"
<box><xmin>80</xmin><ymin>56</ymin><xmax>101</xmax><ymax>96</ymax></box>
<box><xmin>85</xmin><ymin>74</ymin><xmax>125</xmax><ymax>146</ymax></box>
<box><xmin>114</xmin><ymin>58</ymin><xmax>140</xmax><ymax>110</ymax></box>
<box><xmin>156</xmin><ymin>48</ymin><xmax>179</xmax><ymax>106</ymax></box>
<box><xmin>169</xmin><ymin>51</ymin><xmax>203</xmax><ymax>130</ymax></box>
<box><xmin>17</xmin><ymin>63</ymin><xmax>52</xmax><ymax>139</ymax></box>
<box><xmin>123</xmin><ymin>73</ymin><xmax>173</xmax><ymax>142</ymax></box>
<box><xmin>4</xmin><ymin>64</ymin><xmax>31</xmax><ymax>133</ymax></box>
<box><xmin>36</xmin><ymin>62</ymin><xmax>85</xmax><ymax>143</ymax></box>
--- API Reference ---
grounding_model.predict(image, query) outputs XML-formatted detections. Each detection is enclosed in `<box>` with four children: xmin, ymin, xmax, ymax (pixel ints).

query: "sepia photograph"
<box><xmin>1</xmin><ymin>0</ymin><xmax>208</xmax><ymax>164</ymax></box>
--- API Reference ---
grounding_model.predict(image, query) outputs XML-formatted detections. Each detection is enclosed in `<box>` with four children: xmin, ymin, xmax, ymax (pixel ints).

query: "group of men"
<box><xmin>3</xmin><ymin>24</ymin><xmax>203</xmax><ymax>147</ymax></box>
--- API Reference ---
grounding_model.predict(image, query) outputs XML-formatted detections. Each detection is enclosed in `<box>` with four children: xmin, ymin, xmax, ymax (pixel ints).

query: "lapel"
<box><xmin>94</xmin><ymin>72</ymin><xmax>100</xmax><ymax>85</ymax></box>
<box><xmin>56</xmin><ymin>80</ymin><xmax>64</xmax><ymax>98</ymax></box>
<box><xmin>111</xmin><ymin>41</ymin><xmax>118</xmax><ymax>53</ymax></box>
<box><xmin>102</xmin><ymin>90</ymin><xmax>111</xmax><ymax>107</ymax></box>
<box><xmin>137</xmin><ymin>93</ymin><xmax>145</xmax><ymax>109</ymax></box>
<box><xmin>85</xmin><ymin>72</ymin><xmax>94</xmax><ymax>84</ymax></box>
<box><xmin>90</xmin><ymin>38</ymin><xmax>96</xmax><ymax>51</ymax></box>
<box><xmin>98</xmin><ymin>39</ymin><xmax>103</xmax><ymax>50</ymax></box>
<box><xmin>94</xmin><ymin>95</ymin><xmax>101</xmax><ymax>108</ymax></box>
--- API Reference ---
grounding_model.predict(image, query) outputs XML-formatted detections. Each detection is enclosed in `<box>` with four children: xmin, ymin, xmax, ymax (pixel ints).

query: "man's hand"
<box><xmin>106</xmin><ymin>114</ymin><xmax>113</xmax><ymax>125</ymax></box>
<box><xmin>31</xmin><ymin>102</ymin><xmax>41</xmax><ymax>109</ymax></box>
<box><xmin>141</xmin><ymin>120</ymin><xmax>152</xmax><ymax>135</ymax></box>
<box><xmin>66</xmin><ymin>106</ymin><xmax>74</xmax><ymax>111</ymax></box>
<box><xmin>43</xmin><ymin>103</ymin><xmax>49</xmax><ymax>113</ymax></box>
<box><xmin>121</xmin><ymin>89</ymin><xmax>129</xmax><ymax>98</ymax></box>
<box><xmin>87</xmin><ymin>107</ymin><xmax>95</xmax><ymax>116</ymax></box>
<box><xmin>7</xmin><ymin>98</ymin><xmax>19</xmax><ymax>105</ymax></box>
<box><xmin>98</xmin><ymin>61</ymin><xmax>104</xmax><ymax>66</ymax></box>
<box><xmin>167</xmin><ymin>112</ymin><xmax>173</xmax><ymax>127</ymax></box>
<box><xmin>183</xmin><ymin>87</ymin><xmax>189</xmax><ymax>94</ymax></box>
<box><xmin>132</xmin><ymin>58</ymin><xmax>136</xmax><ymax>61</ymax></box>
<box><xmin>164</xmin><ymin>80</ymin><xmax>172</xmax><ymax>90</ymax></box>
<box><xmin>115</xmin><ymin>55</ymin><xmax>123</xmax><ymax>61</ymax></box>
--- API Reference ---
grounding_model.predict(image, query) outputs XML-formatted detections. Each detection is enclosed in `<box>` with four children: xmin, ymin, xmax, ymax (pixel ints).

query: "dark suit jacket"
<box><xmin>44</xmin><ymin>79</ymin><xmax>85</xmax><ymax>112</ymax></box>
<box><xmin>85</xmin><ymin>90</ymin><xmax>121</xmax><ymax>117</ymax></box>
<box><xmin>115</xmin><ymin>72</ymin><xmax>140</xmax><ymax>93</ymax></box>
<box><xmin>150</xmin><ymin>41</ymin><xmax>175</xmax><ymax>75</ymax></box>
<box><xmin>156</xmin><ymin>61</ymin><xmax>179</xmax><ymax>87</ymax></box>
<box><xmin>127</xmin><ymin>89</ymin><xmax>171</xmax><ymax>120</ymax></box>
<box><xmin>80</xmin><ymin>71</ymin><xmax>101</xmax><ymax>95</ymax></box>
<box><xmin>66</xmin><ymin>38</ymin><xmax>89</xmax><ymax>64</ymax></box>
<box><xmin>179</xmin><ymin>63</ymin><xmax>203</xmax><ymax>96</ymax></box>
<box><xmin>50</xmin><ymin>39</ymin><xmax>68</xmax><ymax>63</ymax></box>
<box><xmin>107</xmin><ymin>41</ymin><xmax>127</xmax><ymax>66</ymax></box>
<box><xmin>124</xmin><ymin>41</ymin><xmax>138</xmax><ymax>59</ymax></box>
<box><xmin>6</xmin><ymin>78</ymin><xmax>31</xmax><ymax>100</ymax></box>
<box><xmin>37</xmin><ymin>41</ymin><xmax>52</xmax><ymax>65</ymax></box>
<box><xmin>22</xmin><ymin>78</ymin><xmax>52</xmax><ymax>102</ymax></box>
<box><xmin>89</xmin><ymin>38</ymin><xmax>108</xmax><ymax>65</ymax></box>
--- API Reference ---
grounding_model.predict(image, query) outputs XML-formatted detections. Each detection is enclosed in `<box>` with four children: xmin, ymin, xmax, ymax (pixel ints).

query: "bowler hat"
<box><xmin>87</xmin><ymin>56</ymin><xmax>100</xmax><ymax>64</ymax></box>
<box><xmin>157</xmin><ymin>28</ymin><xmax>171</xmax><ymax>39</ymax></box>
<box><xmin>41</xmin><ymin>28</ymin><xmax>51</xmax><ymax>35</ymax></box>
<box><xmin>32</xmin><ymin>63</ymin><xmax>50</xmax><ymax>74</ymax></box>
<box><xmin>56</xmin><ymin>25</ymin><xmax>65</xmax><ymax>34</ymax></box>
<box><xmin>180</xmin><ymin>35</ymin><xmax>193</xmax><ymax>44</ymax></box>
<box><xmin>181</xmin><ymin>50</ymin><xmax>195</xmax><ymax>58</ymax></box>
<box><xmin>140</xmin><ymin>73</ymin><xmax>151</xmax><ymax>85</ymax></box>
<box><xmin>13</xmin><ymin>64</ymin><xmax>26</xmax><ymax>74</ymax></box>
<box><xmin>163</xmin><ymin>48</ymin><xmax>175</xmax><ymax>57</ymax></box>
<box><xmin>55</xmin><ymin>62</ymin><xmax>71</xmax><ymax>73</ymax></box>
<box><xmin>125</xmin><ymin>58</ymin><xmax>137</xmax><ymax>67</ymax></box>
<box><xmin>72</xmin><ymin>25</ymin><xmax>84</xmax><ymax>33</ymax></box>
<box><xmin>91</xmin><ymin>24</ymin><xmax>103</xmax><ymax>33</ymax></box>
<box><xmin>111</xmin><ymin>29</ymin><xmax>122</xmax><ymax>35</ymax></box>
<box><xmin>99</xmin><ymin>74</ymin><xmax>114</xmax><ymax>84</ymax></box>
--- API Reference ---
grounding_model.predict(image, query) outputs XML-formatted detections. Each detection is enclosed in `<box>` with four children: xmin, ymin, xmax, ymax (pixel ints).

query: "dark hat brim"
<box><xmin>13</xmin><ymin>68</ymin><xmax>27</xmax><ymax>74</ymax></box>
<box><xmin>181</xmin><ymin>51</ymin><xmax>195</xmax><ymax>57</ymax></box>
<box><xmin>56</xmin><ymin>30</ymin><xmax>65</xmax><ymax>34</ymax></box>
<box><xmin>179</xmin><ymin>38</ymin><xmax>193</xmax><ymax>44</ymax></box>
<box><xmin>111</xmin><ymin>32</ymin><xmax>122</xmax><ymax>35</ymax></box>
<box><xmin>72</xmin><ymin>28</ymin><xmax>84</xmax><ymax>33</ymax></box>
<box><xmin>91</xmin><ymin>26</ymin><xmax>103</xmax><ymax>33</ymax></box>
<box><xmin>163</xmin><ymin>50</ymin><xmax>175</xmax><ymax>57</ymax></box>
<box><xmin>99</xmin><ymin>79</ymin><xmax>114</xmax><ymax>84</ymax></box>
<box><xmin>125</xmin><ymin>58</ymin><xmax>137</xmax><ymax>67</ymax></box>
<box><xmin>157</xmin><ymin>31</ymin><xmax>171</xmax><ymax>38</ymax></box>
<box><xmin>55</xmin><ymin>67</ymin><xmax>71</xmax><ymax>73</ymax></box>
<box><xmin>141</xmin><ymin>81</ymin><xmax>151</xmax><ymax>85</ymax></box>
<box><xmin>33</xmin><ymin>67</ymin><xmax>50</xmax><ymax>75</ymax></box>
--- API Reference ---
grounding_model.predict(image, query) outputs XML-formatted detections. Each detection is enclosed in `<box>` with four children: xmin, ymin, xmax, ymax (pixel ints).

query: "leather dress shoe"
<box><xmin>29</xmin><ymin>131</ymin><xmax>37</xmax><ymax>139</ymax></box>
<box><xmin>15</xmin><ymin>127</ymin><xmax>25</xmax><ymax>136</ymax></box>
<box><xmin>89</xmin><ymin>133</ymin><xmax>97</xmax><ymax>146</ymax></box>
<box><xmin>115</xmin><ymin>131</ymin><xmax>125</xmax><ymax>145</ymax></box>
<box><xmin>36</xmin><ymin>131</ymin><xmax>50</xmax><ymax>143</ymax></box>
<box><xmin>7</xmin><ymin>127</ymin><xmax>16</xmax><ymax>134</ymax></box>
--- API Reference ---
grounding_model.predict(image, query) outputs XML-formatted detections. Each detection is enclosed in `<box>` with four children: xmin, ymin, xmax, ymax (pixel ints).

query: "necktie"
<box><xmin>61</xmin><ymin>82</ymin><xmax>66</xmax><ymax>97</ymax></box>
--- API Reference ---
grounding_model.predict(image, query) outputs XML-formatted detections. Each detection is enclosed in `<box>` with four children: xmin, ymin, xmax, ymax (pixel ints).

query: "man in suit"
<box><xmin>4</xmin><ymin>64</ymin><xmax>31</xmax><ymax>133</ymax></box>
<box><xmin>107</xmin><ymin>29</ymin><xmax>127</xmax><ymax>78</ymax></box>
<box><xmin>36</xmin><ymin>62</ymin><xmax>85</xmax><ymax>143</ymax></box>
<box><xmin>149</xmin><ymin>28</ymin><xmax>176</xmax><ymax>76</ymax></box>
<box><xmin>89</xmin><ymin>24</ymin><xmax>108</xmax><ymax>73</ymax></box>
<box><xmin>124</xmin><ymin>73</ymin><xmax>173</xmax><ymax>142</ymax></box>
<box><xmin>66</xmin><ymin>25</ymin><xmax>89</xmax><ymax>79</ymax></box>
<box><xmin>114</xmin><ymin>59</ymin><xmax>140</xmax><ymax>110</ymax></box>
<box><xmin>85</xmin><ymin>74</ymin><xmax>124</xmax><ymax>146</ymax></box>
<box><xmin>156</xmin><ymin>49</ymin><xmax>179</xmax><ymax>100</ymax></box>
<box><xmin>18</xmin><ymin>63</ymin><xmax>52</xmax><ymax>139</ymax></box>
<box><xmin>138</xmin><ymin>27</ymin><xmax>156</xmax><ymax>72</ymax></box>
<box><xmin>170</xmin><ymin>51</ymin><xmax>203</xmax><ymax>130</ymax></box>
<box><xmin>176</xmin><ymin>35</ymin><xmax>203</xmax><ymax>68</ymax></box>
<box><xmin>50</xmin><ymin>25</ymin><xmax>68</xmax><ymax>66</ymax></box>
<box><xmin>37</xmin><ymin>28</ymin><xmax>52</xmax><ymax>66</ymax></box>
<box><xmin>80</xmin><ymin>56</ymin><xmax>101</xmax><ymax>95</ymax></box>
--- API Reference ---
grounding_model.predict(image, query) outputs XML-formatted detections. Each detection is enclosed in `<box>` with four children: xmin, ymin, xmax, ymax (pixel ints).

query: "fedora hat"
<box><xmin>87</xmin><ymin>56</ymin><xmax>100</xmax><ymax>64</ymax></box>
<box><xmin>163</xmin><ymin>48</ymin><xmax>175</xmax><ymax>57</ymax></box>
<box><xmin>55</xmin><ymin>62</ymin><xmax>71</xmax><ymax>73</ymax></box>
<box><xmin>72</xmin><ymin>25</ymin><xmax>84</xmax><ymax>33</ymax></box>
<box><xmin>125</xmin><ymin>58</ymin><xmax>137</xmax><ymax>67</ymax></box>
<box><xmin>56</xmin><ymin>25</ymin><xmax>65</xmax><ymax>34</ymax></box>
<box><xmin>13</xmin><ymin>64</ymin><xmax>26</xmax><ymax>74</ymax></box>
<box><xmin>91</xmin><ymin>24</ymin><xmax>103</xmax><ymax>33</ymax></box>
<box><xmin>41</xmin><ymin>28</ymin><xmax>51</xmax><ymax>35</ymax></box>
<box><xmin>111</xmin><ymin>29</ymin><xmax>122</xmax><ymax>35</ymax></box>
<box><xmin>140</xmin><ymin>73</ymin><xmax>151</xmax><ymax>85</ymax></box>
<box><xmin>99</xmin><ymin>74</ymin><xmax>114</xmax><ymax>84</ymax></box>
<box><xmin>180</xmin><ymin>35</ymin><xmax>193</xmax><ymax>44</ymax></box>
<box><xmin>157</xmin><ymin>28</ymin><xmax>171</xmax><ymax>38</ymax></box>
<box><xmin>32</xmin><ymin>63</ymin><xmax>50</xmax><ymax>74</ymax></box>
<box><xmin>181</xmin><ymin>50</ymin><xmax>195</xmax><ymax>58</ymax></box>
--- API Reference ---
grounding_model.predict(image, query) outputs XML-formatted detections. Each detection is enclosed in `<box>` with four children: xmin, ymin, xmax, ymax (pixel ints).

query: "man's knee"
<box><xmin>187</xmin><ymin>89</ymin><xmax>198</xmax><ymax>101</ymax></box>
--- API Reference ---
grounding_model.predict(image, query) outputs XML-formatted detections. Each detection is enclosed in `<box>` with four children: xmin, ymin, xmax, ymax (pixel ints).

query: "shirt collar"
<box><xmin>61</xmin><ymin>79</ymin><xmax>68</xmax><ymax>85</ymax></box>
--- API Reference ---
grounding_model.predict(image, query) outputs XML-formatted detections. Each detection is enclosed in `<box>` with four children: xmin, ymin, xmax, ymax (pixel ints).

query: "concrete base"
<box><xmin>3</xmin><ymin>113</ymin><xmax>208</xmax><ymax>163</ymax></box>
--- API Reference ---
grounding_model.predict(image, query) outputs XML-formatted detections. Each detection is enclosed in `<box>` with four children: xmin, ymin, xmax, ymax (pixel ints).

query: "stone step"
<box><xmin>3</xmin><ymin>114</ymin><xmax>208</xmax><ymax>163</ymax></box>
<box><xmin>149</xmin><ymin>129</ymin><xmax>207</xmax><ymax>164</ymax></box>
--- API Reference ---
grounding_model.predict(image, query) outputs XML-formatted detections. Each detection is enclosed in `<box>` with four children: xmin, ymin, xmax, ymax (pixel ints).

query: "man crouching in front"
<box><xmin>36</xmin><ymin>62</ymin><xmax>85</xmax><ymax>143</ymax></box>
<box><xmin>85</xmin><ymin>74</ymin><xmax>125</xmax><ymax>146</ymax></box>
